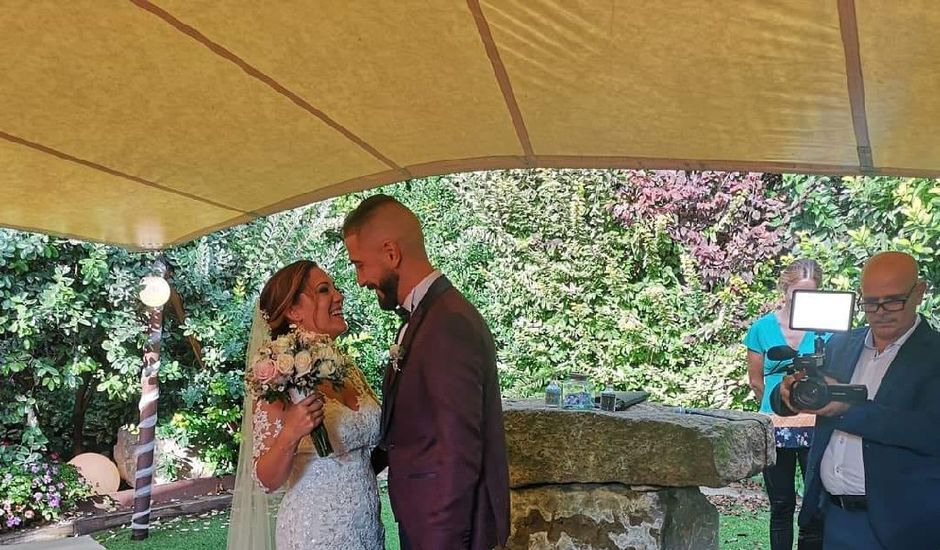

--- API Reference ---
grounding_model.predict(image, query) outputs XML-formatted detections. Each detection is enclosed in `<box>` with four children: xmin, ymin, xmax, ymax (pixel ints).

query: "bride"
<box><xmin>227</xmin><ymin>260</ymin><xmax>384</xmax><ymax>550</ymax></box>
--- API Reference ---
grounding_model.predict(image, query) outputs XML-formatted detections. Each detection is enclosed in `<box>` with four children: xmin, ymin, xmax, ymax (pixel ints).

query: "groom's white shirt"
<box><xmin>396</xmin><ymin>269</ymin><xmax>442</xmax><ymax>345</ymax></box>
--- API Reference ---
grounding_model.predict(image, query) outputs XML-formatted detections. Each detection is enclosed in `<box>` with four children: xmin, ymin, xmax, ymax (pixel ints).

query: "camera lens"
<box><xmin>791</xmin><ymin>379</ymin><xmax>830</xmax><ymax>410</ymax></box>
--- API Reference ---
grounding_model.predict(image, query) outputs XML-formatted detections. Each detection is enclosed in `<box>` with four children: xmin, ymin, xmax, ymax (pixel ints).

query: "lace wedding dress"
<box><xmin>251</xmin><ymin>369</ymin><xmax>384</xmax><ymax>549</ymax></box>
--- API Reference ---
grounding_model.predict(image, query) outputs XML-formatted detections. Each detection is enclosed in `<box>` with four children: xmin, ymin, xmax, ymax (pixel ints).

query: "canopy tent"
<box><xmin>2</xmin><ymin>0</ymin><xmax>939</xmax><ymax>250</ymax></box>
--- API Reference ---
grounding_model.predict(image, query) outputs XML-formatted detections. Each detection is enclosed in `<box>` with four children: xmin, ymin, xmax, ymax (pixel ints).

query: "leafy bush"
<box><xmin>612</xmin><ymin>171</ymin><xmax>799</xmax><ymax>287</ymax></box>
<box><xmin>0</xmin><ymin>231</ymin><xmax>156</xmax><ymax>461</ymax></box>
<box><xmin>444</xmin><ymin>170</ymin><xmax>774</xmax><ymax>407</ymax></box>
<box><xmin>0</xmin><ymin>454</ymin><xmax>91</xmax><ymax>531</ymax></box>
<box><xmin>783</xmin><ymin>175</ymin><xmax>940</xmax><ymax>327</ymax></box>
<box><xmin>2</xmin><ymin>170</ymin><xmax>939</xmax><ymax>481</ymax></box>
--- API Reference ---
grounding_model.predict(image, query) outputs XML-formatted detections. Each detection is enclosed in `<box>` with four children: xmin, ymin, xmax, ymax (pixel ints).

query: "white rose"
<box><xmin>317</xmin><ymin>360</ymin><xmax>336</xmax><ymax>379</ymax></box>
<box><xmin>294</xmin><ymin>350</ymin><xmax>313</xmax><ymax>376</ymax></box>
<box><xmin>276</xmin><ymin>353</ymin><xmax>295</xmax><ymax>375</ymax></box>
<box><xmin>272</xmin><ymin>337</ymin><xmax>292</xmax><ymax>354</ymax></box>
<box><xmin>299</xmin><ymin>330</ymin><xmax>326</xmax><ymax>346</ymax></box>
<box><xmin>316</xmin><ymin>345</ymin><xmax>335</xmax><ymax>361</ymax></box>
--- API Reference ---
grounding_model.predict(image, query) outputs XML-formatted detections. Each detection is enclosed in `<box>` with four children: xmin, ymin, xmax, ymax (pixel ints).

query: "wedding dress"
<box><xmin>251</xmin><ymin>369</ymin><xmax>385</xmax><ymax>549</ymax></box>
<box><xmin>227</xmin><ymin>304</ymin><xmax>384</xmax><ymax>550</ymax></box>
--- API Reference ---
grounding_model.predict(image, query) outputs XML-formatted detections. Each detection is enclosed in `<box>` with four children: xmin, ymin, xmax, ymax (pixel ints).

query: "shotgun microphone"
<box><xmin>766</xmin><ymin>345</ymin><xmax>798</xmax><ymax>361</ymax></box>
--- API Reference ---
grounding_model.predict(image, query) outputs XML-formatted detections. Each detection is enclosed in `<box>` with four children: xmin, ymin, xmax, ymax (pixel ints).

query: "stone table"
<box><xmin>501</xmin><ymin>400</ymin><xmax>774</xmax><ymax>550</ymax></box>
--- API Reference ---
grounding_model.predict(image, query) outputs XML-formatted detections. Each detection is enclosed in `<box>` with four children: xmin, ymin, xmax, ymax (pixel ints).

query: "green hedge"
<box><xmin>1</xmin><ymin>170</ymin><xmax>937</xmax><ymax>482</ymax></box>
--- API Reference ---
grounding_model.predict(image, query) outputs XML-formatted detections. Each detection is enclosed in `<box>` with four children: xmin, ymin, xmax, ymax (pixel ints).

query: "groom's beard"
<box><xmin>374</xmin><ymin>270</ymin><xmax>399</xmax><ymax>311</ymax></box>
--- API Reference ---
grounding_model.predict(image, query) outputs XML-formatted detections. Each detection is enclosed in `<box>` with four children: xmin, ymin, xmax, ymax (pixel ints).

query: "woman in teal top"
<box><xmin>744</xmin><ymin>312</ymin><xmax>830</xmax><ymax>414</ymax></box>
<box><xmin>743</xmin><ymin>259</ymin><xmax>828</xmax><ymax>550</ymax></box>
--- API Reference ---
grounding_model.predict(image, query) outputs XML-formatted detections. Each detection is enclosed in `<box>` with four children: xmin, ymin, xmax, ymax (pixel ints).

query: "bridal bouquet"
<box><xmin>246</xmin><ymin>327</ymin><xmax>352</xmax><ymax>457</ymax></box>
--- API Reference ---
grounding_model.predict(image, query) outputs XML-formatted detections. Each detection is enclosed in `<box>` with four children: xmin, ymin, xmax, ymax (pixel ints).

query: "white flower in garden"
<box><xmin>276</xmin><ymin>353</ymin><xmax>295</xmax><ymax>375</ymax></box>
<box><xmin>294</xmin><ymin>350</ymin><xmax>313</xmax><ymax>375</ymax></box>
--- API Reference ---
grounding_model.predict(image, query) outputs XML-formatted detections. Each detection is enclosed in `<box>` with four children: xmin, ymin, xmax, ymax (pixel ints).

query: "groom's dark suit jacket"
<box><xmin>373</xmin><ymin>276</ymin><xmax>510</xmax><ymax>550</ymax></box>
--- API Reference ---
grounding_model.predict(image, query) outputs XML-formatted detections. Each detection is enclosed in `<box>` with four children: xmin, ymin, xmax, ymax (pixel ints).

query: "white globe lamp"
<box><xmin>139</xmin><ymin>276</ymin><xmax>171</xmax><ymax>308</ymax></box>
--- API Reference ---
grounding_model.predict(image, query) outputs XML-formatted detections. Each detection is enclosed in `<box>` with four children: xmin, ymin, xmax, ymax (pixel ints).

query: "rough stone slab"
<box><xmin>504</xmin><ymin>484</ymin><xmax>717</xmax><ymax>550</ymax></box>
<box><xmin>503</xmin><ymin>400</ymin><xmax>774</xmax><ymax>488</ymax></box>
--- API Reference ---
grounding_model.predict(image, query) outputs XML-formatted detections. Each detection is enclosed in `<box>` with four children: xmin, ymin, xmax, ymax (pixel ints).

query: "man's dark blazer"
<box><xmin>373</xmin><ymin>276</ymin><xmax>510</xmax><ymax>550</ymax></box>
<box><xmin>772</xmin><ymin>317</ymin><xmax>940</xmax><ymax>549</ymax></box>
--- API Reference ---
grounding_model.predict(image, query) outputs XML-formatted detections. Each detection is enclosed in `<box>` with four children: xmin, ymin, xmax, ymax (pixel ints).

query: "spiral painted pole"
<box><xmin>131</xmin><ymin>258</ymin><xmax>168</xmax><ymax>541</ymax></box>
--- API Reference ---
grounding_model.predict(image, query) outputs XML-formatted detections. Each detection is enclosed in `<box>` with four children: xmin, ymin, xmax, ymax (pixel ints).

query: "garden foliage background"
<box><xmin>2</xmin><ymin>169</ymin><xmax>938</xmax><ymax>480</ymax></box>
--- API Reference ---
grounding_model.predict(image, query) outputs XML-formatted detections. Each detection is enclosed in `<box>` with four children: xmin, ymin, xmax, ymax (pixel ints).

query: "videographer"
<box><xmin>743</xmin><ymin>258</ymin><xmax>826</xmax><ymax>550</ymax></box>
<box><xmin>771</xmin><ymin>252</ymin><xmax>940</xmax><ymax>550</ymax></box>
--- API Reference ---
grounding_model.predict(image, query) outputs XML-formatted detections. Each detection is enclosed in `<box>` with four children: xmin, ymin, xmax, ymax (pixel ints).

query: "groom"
<box><xmin>343</xmin><ymin>194</ymin><xmax>510</xmax><ymax>550</ymax></box>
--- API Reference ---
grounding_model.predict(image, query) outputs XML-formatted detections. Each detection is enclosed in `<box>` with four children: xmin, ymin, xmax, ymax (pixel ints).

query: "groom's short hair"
<box><xmin>342</xmin><ymin>194</ymin><xmax>406</xmax><ymax>236</ymax></box>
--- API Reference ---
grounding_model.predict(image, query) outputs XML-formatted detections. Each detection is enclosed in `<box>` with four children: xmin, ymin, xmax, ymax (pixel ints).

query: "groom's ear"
<box><xmin>381</xmin><ymin>239</ymin><xmax>402</xmax><ymax>268</ymax></box>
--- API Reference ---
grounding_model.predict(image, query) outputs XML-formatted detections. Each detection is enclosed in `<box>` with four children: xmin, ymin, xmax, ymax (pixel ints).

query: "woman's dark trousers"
<box><xmin>763</xmin><ymin>447</ymin><xmax>823</xmax><ymax>550</ymax></box>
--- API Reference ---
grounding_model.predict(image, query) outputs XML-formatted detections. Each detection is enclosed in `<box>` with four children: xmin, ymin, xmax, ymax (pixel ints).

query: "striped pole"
<box><xmin>131</xmin><ymin>258</ymin><xmax>168</xmax><ymax>541</ymax></box>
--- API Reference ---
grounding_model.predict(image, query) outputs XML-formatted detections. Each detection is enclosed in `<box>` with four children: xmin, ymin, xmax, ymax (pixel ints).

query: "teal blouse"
<box><xmin>742</xmin><ymin>311</ymin><xmax>831</xmax><ymax>414</ymax></box>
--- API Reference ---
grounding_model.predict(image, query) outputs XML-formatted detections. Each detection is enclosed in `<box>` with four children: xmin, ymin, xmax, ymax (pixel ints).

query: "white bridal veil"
<box><xmin>226</xmin><ymin>305</ymin><xmax>282</xmax><ymax>550</ymax></box>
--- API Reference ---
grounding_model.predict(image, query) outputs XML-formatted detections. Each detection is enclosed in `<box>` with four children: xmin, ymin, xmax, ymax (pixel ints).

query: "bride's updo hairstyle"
<box><xmin>259</xmin><ymin>260</ymin><xmax>318</xmax><ymax>339</ymax></box>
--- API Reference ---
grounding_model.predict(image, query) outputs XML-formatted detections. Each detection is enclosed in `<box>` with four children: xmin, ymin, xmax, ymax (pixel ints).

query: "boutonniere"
<box><xmin>389</xmin><ymin>343</ymin><xmax>405</xmax><ymax>372</ymax></box>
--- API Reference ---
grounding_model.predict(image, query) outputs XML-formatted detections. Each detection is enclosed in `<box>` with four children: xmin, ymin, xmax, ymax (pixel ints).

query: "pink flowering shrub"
<box><xmin>611</xmin><ymin>171</ymin><xmax>803</xmax><ymax>288</ymax></box>
<box><xmin>0</xmin><ymin>452</ymin><xmax>91</xmax><ymax>532</ymax></box>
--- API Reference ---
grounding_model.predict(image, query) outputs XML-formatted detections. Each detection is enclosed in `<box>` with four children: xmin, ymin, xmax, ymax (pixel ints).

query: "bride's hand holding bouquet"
<box><xmin>280</xmin><ymin>393</ymin><xmax>325</xmax><ymax>445</ymax></box>
<box><xmin>246</xmin><ymin>326</ymin><xmax>352</xmax><ymax>457</ymax></box>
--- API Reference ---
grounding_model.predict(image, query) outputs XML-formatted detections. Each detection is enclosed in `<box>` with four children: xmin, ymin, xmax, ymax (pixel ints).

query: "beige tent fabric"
<box><xmin>1</xmin><ymin>0</ymin><xmax>938</xmax><ymax>249</ymax></box>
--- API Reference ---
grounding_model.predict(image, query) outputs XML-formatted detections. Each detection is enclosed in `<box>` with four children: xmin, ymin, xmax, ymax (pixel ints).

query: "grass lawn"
<box><xmin>719</xmin><ymin>510</ymin><xmax>771</xmax><ymax>550</ymax></box>
<box><xmin>94</xmin><ymin>508</ymin><xmax>229</xmax><ymax>550</ymax></box>
<box><xmin>95</xmin><ymin>488</ymin><xmax>400</xmax><ymax>550</ymax></box>
<box><xmin>381</xmin><ymin>489</ymin><xmax>400</xmax><ymax>550</ymax></box>
<box><xmin>95</xmin><ymin>489</ymin><xmax>770</xmax><ymax>550</ymax></box>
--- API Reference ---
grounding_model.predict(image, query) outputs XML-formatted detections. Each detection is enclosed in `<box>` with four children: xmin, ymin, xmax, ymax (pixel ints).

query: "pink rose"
<box><xmin>253</xmin><ymin>359</ymin><xmax>279</xmax><ymax>384</ymax></box>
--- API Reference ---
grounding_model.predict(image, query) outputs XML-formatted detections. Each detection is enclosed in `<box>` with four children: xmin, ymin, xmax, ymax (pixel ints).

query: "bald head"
<box><xmin>862</xmin><ymin>251</ymin><xmax>919</xmax><ymax>289</ymax></box>
<box><xmin>860</xmin><ymin>251</ymin><xmax>926</xmax><ymax>350</ymax></box>
<box><xmin>342</xmin><ymin>194</ymin><xmax>428</xmax><ymax>260</ymax></box>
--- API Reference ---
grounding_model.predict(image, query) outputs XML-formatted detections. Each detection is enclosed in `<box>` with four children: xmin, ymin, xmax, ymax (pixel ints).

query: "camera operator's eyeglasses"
<box><xmin>858</xmin><ymin>283</ymin><xmax>918</xmax><ymax>313</ymax></box>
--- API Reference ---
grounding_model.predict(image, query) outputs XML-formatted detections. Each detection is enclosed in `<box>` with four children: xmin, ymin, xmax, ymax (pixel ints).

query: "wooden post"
<box><xmin>131</xmin><ymin>257</ymin><xmax>168</xmax><ymax>541</ymax></box>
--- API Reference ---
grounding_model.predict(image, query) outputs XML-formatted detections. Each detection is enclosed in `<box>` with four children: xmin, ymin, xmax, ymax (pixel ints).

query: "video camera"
<box><xmin>768</xmin><ymin>290</ymin><xmax>868</xmax><ymax>411</ymax></box>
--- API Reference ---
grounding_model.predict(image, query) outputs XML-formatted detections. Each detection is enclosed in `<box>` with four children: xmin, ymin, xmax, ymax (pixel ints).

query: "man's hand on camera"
<box><xmin>784</xmin><ymin>374</ymin><xmax>853</xmax><ymax>417</ymax></box>
<box><xmin>778</xmin><ymin>371</ymin><xmax>805</xmax><ymax>413</ymax></box>
<box><xmin>805</xmin><ymin>376</ymin><xmax>853</xmax><ymax>416</ymax></box>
